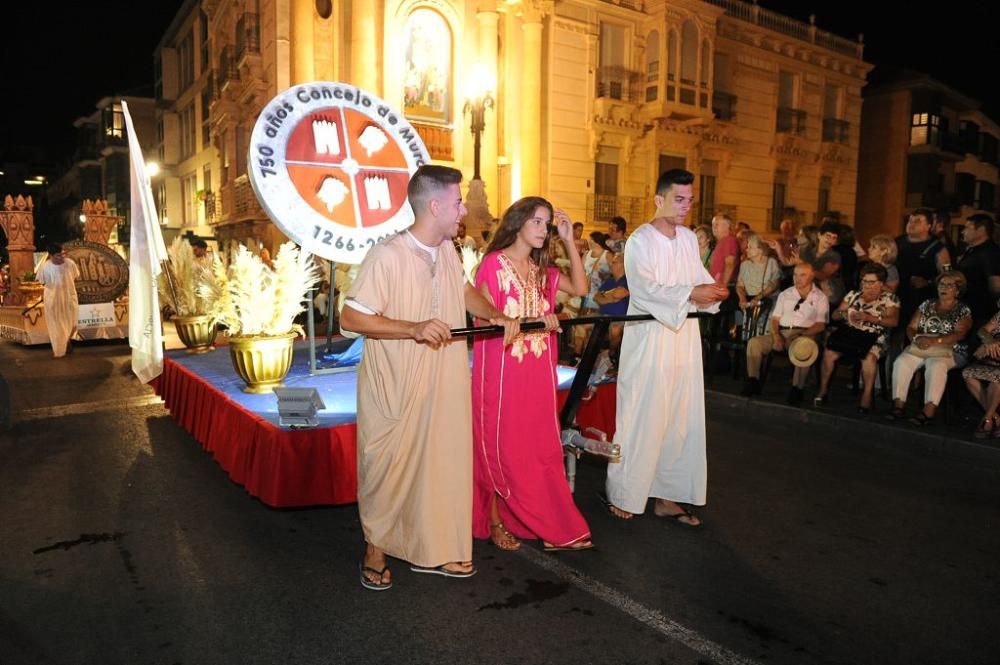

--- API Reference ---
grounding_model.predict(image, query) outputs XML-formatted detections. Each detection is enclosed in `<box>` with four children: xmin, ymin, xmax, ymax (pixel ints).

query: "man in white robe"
<box><xmin>604</xmin><ymin>169</ymin><xmax>728</xmax><ymax>525</ymax></box>
<box><xmin>36</xmin><ymin>243</ymin><xmax>80</xmax><ymax>358</ymax></box>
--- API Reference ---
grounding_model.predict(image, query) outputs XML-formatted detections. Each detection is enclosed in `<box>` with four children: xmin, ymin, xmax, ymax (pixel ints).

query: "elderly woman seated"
<box><xmin>887</xmin><ymin>270</ymin><xmax>972</xmax><ymax>426</ymax></box>
<box><xmin>963</xmin><ymin>308</ymin><xmax>1000</xmax><ymax>438</ymax></box>
<box><xmin>814</xmin><ymin>263</ymin><xmax>900</xmax><ymax>413</ymax></box>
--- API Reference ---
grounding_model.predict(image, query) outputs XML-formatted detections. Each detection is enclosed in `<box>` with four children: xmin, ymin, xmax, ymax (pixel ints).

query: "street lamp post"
<box><xmin>462</xmin><ymin>66</ymin><xmax>496</xmax><ymax>239</ymax></box>
<box><xmin>463</xmin><ymin>88</ymin><xmax>495</xmax><ymax>181</ymax></box>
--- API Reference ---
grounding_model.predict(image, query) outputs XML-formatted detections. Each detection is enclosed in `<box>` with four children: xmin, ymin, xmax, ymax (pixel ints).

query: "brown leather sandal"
<box><xmin>489</xmin><ymin>522</ymin><xmax>521</xmax><ymax>551</ymax></box>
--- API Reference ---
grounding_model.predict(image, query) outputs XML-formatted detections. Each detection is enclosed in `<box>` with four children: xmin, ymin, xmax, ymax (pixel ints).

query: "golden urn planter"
<box><xmin>172</xmin><ymin>314</ymin><xmax>218</xmax><ymax>354</ymax></box>
<box><xmin>227</xmin><ymin>332</ymin><xmax>297</xmax><ymax>394</ymax></box>
<box><xmin>18</xmin><ymin>280</ymin><xmax>44</xmax><ymax>306</ymax></box>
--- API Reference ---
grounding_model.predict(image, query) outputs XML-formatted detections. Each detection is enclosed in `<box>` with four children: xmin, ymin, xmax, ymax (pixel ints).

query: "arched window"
<box><xmin>646</xmin><ymin>31</ymin><xmax>660</xmax><ymax>82</ymax></box>
<box><xmin>700</xmin><ymin>39</ymin><xmax>710</xmax><ymax>87</ymax></box>
<box><xmin>681</xmin><ymin>21</ymin><xmax>698</xmax><ymax>86</ymax></box>
<box><xmin>402</xmin><ymin>8</ymin><xmax>452</xmax><ymax>123</ymax></box>
<box><xmin>667</xmin><ymin>30</ymin><xmax>677</xmax><ymax>82</ymax></box>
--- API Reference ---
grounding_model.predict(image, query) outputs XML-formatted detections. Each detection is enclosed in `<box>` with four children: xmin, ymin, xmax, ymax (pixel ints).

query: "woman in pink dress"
<box><xmin>473</xmin><ymin>196</ymin><xmax>592</xmax><ymax>551</ymax></box>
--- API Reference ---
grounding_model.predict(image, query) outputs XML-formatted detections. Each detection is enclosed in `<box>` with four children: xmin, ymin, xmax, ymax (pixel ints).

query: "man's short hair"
<box><xmin>967</xmin><ymin>213</ymin><xmax>995</xmax><ymax>238</ymax></box>
<box><xmin>190</xmin><ymin>239</ymin><xmax>208</xmax><ymax>249</ymax></box>
<box><xmin>572</xmin><ymin>222</ymin><xmax>584</xmax><ymax>230</ymax></box>
<box><xmin>712</xmin><ymin>213</ymin><xmax>733</xmax><ymax>228</ymax></box>
<box><xmin>819</xmin><ymin>222</ymin><xmax>840</xmax><ymax>236</ymax></box>
<box><xmin>655</xmin><ymin>169</ymin><xmax>694</xmax><ymax>196</ymax></box>
<box><xmin>910</xmin><ymin>208</ymin><xmax>934</xmax><ymax>223</ymax></box>
<box><xmin>934</xmin><ymin>209</ymin><xmax>951</xmax><ymax>227</ymax></box>
<box><xmin>609</xmin><ymin>216</ymin><xmax>627</xmax><ymax>234</ymax></box>
<box><xmin>406</xmin><ymin>164</ymin><xmax>463</xmax><ymax>213</ymax></box>
<box><xmin>47</xmin><ymin>242</ymin><xmax>63</xmax><ymax>255</ymax></box>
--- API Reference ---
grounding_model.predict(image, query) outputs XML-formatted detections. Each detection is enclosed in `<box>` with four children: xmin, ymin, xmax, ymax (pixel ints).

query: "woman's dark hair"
<box><xmin>481</xmin><ymin>196</ymin><xmax>554</xmax><ymax>285</ymax></box>
<box><xmin>858</xmin><ymin>262</ymin><xmax>887</xmax><ymax>283</ymax></box>
<box><xmin>588</xmin><ymin>230</ymin><xmax>609</xmax><ymax>250</ymax></box>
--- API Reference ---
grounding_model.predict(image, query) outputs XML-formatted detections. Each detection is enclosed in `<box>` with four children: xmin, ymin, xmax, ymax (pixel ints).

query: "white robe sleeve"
<box><xmin>625</xmin><ymin>233</ymin><xmax>718</xmax><ymax>331</ymax></box>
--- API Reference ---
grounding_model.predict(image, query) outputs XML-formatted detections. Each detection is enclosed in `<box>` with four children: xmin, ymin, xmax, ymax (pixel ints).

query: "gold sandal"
<box><xmin>489</xmin><ymin>522</ymin><xmax>521</xmax><ymax>551</ymax></box>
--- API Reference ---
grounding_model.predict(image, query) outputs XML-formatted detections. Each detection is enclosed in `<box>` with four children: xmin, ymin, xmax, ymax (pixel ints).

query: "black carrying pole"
<box><xmin>450</xmin><ymin>312</ymin><xmax>712</xmax><ymax>434</ymax></box>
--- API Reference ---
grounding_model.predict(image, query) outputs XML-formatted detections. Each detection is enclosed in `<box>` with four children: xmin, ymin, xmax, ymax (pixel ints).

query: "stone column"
<box><xmin>291</xmin><ymin>0</ymin><xmax>315</xmax><ymax>84</ymax></box>
<box><xmin>351</xmin><ymin>0</ymin><xmax>378</xmax><ymax>92</ymax></box>
<box><xmin>518</xmin><ymin>0</ymin><xmax>552</xmax><ymax>197</ymax></box>
<box><xmin>477</xmin><ymin>6</ymin><xmax>500</xmax><ymax>216</ymax></box>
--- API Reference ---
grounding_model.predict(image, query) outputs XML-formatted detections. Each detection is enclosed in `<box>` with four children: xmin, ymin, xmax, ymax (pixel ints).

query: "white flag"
<box><xmin>123</xmin><ymin>100</ymin><xmax>168</xmax><ymax>383</ymax></box>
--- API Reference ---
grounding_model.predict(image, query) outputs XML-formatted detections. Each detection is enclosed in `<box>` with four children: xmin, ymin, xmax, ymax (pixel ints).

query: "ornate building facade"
<box><xmin>155</xmin><ymin>0</ymin><xmax>869</xmax><ymax>254</ymax></box>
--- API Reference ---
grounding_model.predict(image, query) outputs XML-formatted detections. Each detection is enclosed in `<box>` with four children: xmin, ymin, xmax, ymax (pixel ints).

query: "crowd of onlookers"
<box><xmin>537</xmin><ymin>207</ymin><xmax>1000</xmax><ymax>438</ymax></box>
<box><xmin>308</xmin><ymin>206</ymin><xmax>1000</xmax><ymax>439</ymax></box>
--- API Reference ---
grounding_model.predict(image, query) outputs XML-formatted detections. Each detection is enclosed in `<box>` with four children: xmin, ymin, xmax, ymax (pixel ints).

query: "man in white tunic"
<box><xmin>604</xmin><ymin>170</ymin><xmax>728</xmax><ymax>525</ymax></box>
<box><xmin>36</xmin><ymin>243</ymin><xmax>80</xmax><ymax>358</ymax></box>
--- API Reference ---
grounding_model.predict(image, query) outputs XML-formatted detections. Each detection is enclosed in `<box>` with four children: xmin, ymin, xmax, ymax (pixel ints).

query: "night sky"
<box><xmin>1</xmin><ymin>0</ymin><xmax>997</xmax><ymax>170</ymax></box>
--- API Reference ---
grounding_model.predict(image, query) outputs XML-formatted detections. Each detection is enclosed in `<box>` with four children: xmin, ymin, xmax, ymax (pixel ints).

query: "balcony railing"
<box><xmin>218</xmin><ymin>46</ymin><xmax>239</xmax><ymax>89</ymax></box>
<box><xmin>410</xmin><ymin>121</ymin><xmax>453</xmax><ymax>161</ymax></box>
<box><xmin>599</xmin><ymin>0</ymin><xmax>644</xmax><ymax>9</ymax></box>
<box><xmin>596</xmin><ymin>66</ymin><xmax>643</xmax><ymax>103</ymax></box>
<box><xmin>940</xmin><ymin>132</ymin><xmax>965</xmax><ymax>156</ymax></box>
<box><xmin>220</xmin><ymin>176</ymin><xmax>260</xmax><ymax>221</ymax></box>
<box><xmin>235</xmin><ymin>13</ymin><xmax>260</xmax><ymax>62</ymax></box>
<box><xmin>712</xmin><ymin>91</ymin><xmax>737</xmax><ymax>121</ymax></box>
<box><xmin>703</xmin><ymin>0</ymin><xmax>863</xmax><ymax>59</ymax></box>
<box><xmin>822</xmin><ymin>118</ymin><xmax>849</xmax><ymax>143</ymax></box>
<box><xmin>586</xmin><ymin>194</ymin><xmax>645</xmax><ymax>224</ymax></box>
<box><xmin>776</xmin><ymin>107</ymin><xmax>806</xmax><ymax>135</ymax></box>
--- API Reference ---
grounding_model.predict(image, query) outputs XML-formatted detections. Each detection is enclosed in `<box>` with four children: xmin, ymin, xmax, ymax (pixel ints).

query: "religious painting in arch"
<box><xmin>402</xmin><ymin>7</ymin><xmax>452</xmax><ymax>124</ymax></box>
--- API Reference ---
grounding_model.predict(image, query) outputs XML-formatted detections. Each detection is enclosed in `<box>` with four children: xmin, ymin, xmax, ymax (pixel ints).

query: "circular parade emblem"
<box><xmin>248</xmin><ymin>83</ymin><xmax>431</xmax><ymax>264</ymax></box>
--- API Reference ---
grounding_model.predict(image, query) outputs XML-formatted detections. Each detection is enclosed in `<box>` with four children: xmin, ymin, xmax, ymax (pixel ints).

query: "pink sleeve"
<box><xmin>546</xmin><ymin>267</ymin><xmax>561</xmax><ymax>313</ymax></box>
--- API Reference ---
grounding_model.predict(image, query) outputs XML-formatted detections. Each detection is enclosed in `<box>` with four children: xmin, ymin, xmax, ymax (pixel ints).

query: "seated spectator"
<box><xmin>735</xmin><ymin>234</ymin><xmax>781</xmax><ymax>341</ymax></box>
<box><xmin>887</xmin><ymin>271</ymin><xmax>972</xmax><ymax>426</ymax></box>
<box><xmin>963</xmin><ymin>308</ymin><xmax>1000</xmax><ymax>438</ymax></box>
<box><xmin>814</xmin><ymin>264</ymin><xmax>899</xmax><ymax>413</ymax></box>
<box><xmin>594</xmin><ymin>252</ymin><xmax>629</xmax><ymax>366</ymax></box>
<box><xmin>866</xmin><ymin>234</ymin><xmax>900</xmax><ymax>294</ymax></box>
<box><xmin>741</xmin><ymin>262</ymin><xmax>829</xmax><ymax>405</ymax></box>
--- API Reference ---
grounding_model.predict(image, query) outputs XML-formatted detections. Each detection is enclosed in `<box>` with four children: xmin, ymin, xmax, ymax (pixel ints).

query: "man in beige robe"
<box><xmin>36</xmin><ymin>243</ymin><xmax>80</xmax><ymax>358</ymax></box>
<box><xmin>340</xmin><ymin>165</ymin><xmax>516</xmax><ymax>591</ymax></box>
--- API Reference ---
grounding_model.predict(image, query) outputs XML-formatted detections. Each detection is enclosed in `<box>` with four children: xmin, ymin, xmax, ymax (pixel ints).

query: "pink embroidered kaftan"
<box><xmin>471</xmin><ymin>251</ymin><xmax>591</xmax><ymax>546</ymax></box>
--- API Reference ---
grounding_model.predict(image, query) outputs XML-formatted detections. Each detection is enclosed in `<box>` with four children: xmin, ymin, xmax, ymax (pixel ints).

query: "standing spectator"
<box><xmin>710</xmin><ymin>213</ymin><xmax>740</xmax><ymax>288</ymax></box>
<box><xmin>607</xmin><ymin>216</ymin><xmax>627</xmax><ymax>253</ymax></box>
<box><xmin>956</xmin><ymin>213</ymin><xmax>1000</xmax><ymax>329</ymax></box>
<box><xmin>887</xmin><ymin>271</ymin><xmax>971</xmax><ymax>426</ymax></box>
<box><xmin>866</xmin><ymin>234</ymin><xmax>900</xmax><ymax>293</ymax></box>
<box><xmin>895</xmin><ymin>208</ymin><xmax>951</xmax><ymax>331</ymax></box>
<box><xmin>933</xmin><ymin>209</ymin><xmax>959</xmax><ymax>264</ymax></box>
<box><xmin>834</xmin><ymin>223</ymin><xmax>861</xmax><ymax>292</ymax></box>
<box><xmin>572</xmin><ymin>222</ymin><xmax>589</xmax><ymax>257</ymax></box>
<box><xmin>594</xmin><ymin>251</ymin><xmax>629</xmax><ymax>365</ymax></box>
<box><xmin>36</xmin><ymin>243</ymin><xmax>80</xmax><ymax>358</ymax></box>
<box><xmin>812</xmin><ymin>222</ymin><xmax>845</xmax><ymax>308</ymax></box>
<box><xmin>694</xmin><ymin>224</ymin><xmax>713</xmax><ymax>270</ymax></box>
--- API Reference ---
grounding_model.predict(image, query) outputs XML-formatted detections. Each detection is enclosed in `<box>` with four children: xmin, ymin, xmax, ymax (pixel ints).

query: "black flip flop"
<box><xmin>359</xmin><ymin>560</ymin><xmax>392</xmax><ymax>591</ymax></box>
<box><xmin>597</xmin><ymin>492</ymin><xmax>634</xmax><ymax>520</ymax></box>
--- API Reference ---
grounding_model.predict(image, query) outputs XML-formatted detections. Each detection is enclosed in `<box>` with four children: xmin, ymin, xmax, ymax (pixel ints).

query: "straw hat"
<box><xmin>788</xmin><ymin>336</ymin><xmax>819</xmax><ymax>367</ymax></box>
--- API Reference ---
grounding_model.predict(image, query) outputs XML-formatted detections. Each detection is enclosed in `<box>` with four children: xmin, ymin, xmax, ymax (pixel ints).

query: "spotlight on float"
<box><xmin>274</xmin><ymin>387</ymin><xmax>326</xmax><ymax>428</ymax></box>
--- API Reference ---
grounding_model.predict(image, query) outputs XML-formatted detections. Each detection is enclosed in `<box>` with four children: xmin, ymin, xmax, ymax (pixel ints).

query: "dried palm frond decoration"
<box><xmin>159</xmin><ymin>237</ymin><xmax>216</xmax><ymax>316</ymax></box>
<box><xmin>201</xmin><ymin>242</ymin><xmax>321</xmax><ymax>337</ymax></box>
